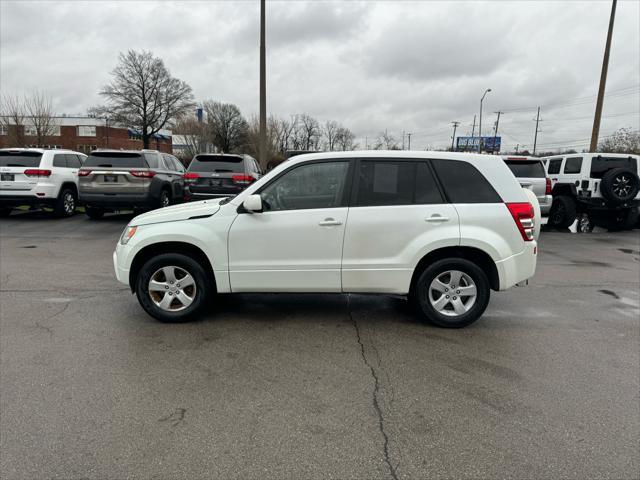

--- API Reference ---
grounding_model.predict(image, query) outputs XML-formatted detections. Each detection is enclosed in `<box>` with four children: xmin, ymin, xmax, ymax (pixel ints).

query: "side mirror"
<box><xmin>243</xmin><ymin>194</ymin><xmax>263</xmax><ymax>213</ymax></box>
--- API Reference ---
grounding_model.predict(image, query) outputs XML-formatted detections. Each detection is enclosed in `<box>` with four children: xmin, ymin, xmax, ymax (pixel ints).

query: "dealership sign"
<box><xmin>456</xmin><ymin>136</ymin><xmax>501</xmax><ymax>152</ymax></box>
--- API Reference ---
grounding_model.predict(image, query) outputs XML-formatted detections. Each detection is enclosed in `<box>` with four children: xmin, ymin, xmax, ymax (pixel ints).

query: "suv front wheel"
<box><xmin>136</xmin><ymin>253</ymin><xmax>210</xmax><ymax>322</ymax></box>
<box><xmin>413</xmin><ymin>258</ymin><xmax>490</xmax><ymax>328</ymax></box>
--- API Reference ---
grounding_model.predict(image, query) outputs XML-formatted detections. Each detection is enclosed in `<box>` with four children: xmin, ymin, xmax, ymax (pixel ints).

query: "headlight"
<box><xmin>120</xmin><ymin>225</ymin><xmax>138</xmax><ymax>245</ymax></box>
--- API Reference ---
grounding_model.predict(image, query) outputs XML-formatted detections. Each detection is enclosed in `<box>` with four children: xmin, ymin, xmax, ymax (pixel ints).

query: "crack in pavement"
<box><xmin>346</xmin><ymin>295</ymin><xmax>399</xmax><ymax>480</ymax></box>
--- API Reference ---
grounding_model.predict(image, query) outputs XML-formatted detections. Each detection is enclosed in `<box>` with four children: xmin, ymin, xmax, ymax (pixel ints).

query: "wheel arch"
<box><xmin>59</xmin><ymin>181</ymin><xmax>78</xmax><ymax>196</ymax></box>
<box><xmin>128</xmin><ymin>241</ymin><xmax>216</xmax><ymax>293</ymax></box>
<box><xmin>409</xmin><ymin>246</ymin><xmax>500</xmax><ymax>294</ymax></box>
<box><xmin>551</xmin><ymin>182</ymin><xmax>577</xmax><ymax>198</ymax></box>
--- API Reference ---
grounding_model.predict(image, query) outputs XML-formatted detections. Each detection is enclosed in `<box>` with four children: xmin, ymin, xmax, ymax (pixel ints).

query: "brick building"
<box><xmin>0</xmin><ymin>116</ymin><xmax>172</xmax><ymax>153</ymax></box>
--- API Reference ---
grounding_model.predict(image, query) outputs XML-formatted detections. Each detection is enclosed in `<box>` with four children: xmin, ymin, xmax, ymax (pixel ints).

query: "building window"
<box><xmin>78</xmin><ymin>126</ymin><xmax>96</xmax><ymax>137</ymax></box>
<box><xmin>23</xmin><ymin>125</ymin><xmax>60</xmax><ymax>136</ymax></box>
<box><xmin>0</xmin><ymin>124</ymin><xmax>7</xmax><ymax>135</ymax></box>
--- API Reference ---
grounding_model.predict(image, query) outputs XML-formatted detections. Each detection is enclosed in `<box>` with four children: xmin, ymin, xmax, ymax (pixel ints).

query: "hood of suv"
<box><xmin>132</xmin><ymin>199</ymin><xmax>225</xmax><ymax>226</ymax></box>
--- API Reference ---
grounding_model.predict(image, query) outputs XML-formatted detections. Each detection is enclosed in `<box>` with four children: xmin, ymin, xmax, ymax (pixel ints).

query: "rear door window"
<box><xmin>547</xmin><ymin>158</ymin><xmax>562</xmax><ymax>174</ymax></box>
<box><xmin>143</xmin><ymin>153</ymin><xmax>160</xmax><ymax>169</ymax></box>
<box><xmin>84</xmin><ymin>152</ymin><xmax>147</xmax><ymax>168</ymax></box>
<box><xmin>53</xmin><ymin>154</ymin><xmax>67</xmax><ymax>168</ymax></box>
<box><xmin>504</xmin><ymin>160</ymin><xmax>545</xmax><ymax>178</ymax></box>
<box><xmin>563</xmin><ymin>157</ymin><xmax>583</xmax><ymax>174</ymax></box>
<box><xmin>415</xmin><ymin>162</ymin><xmax>444</xmax><ymax>204</ymax></box>
<box><xmin>590</xmin><ymin>156</ymin><xmax>637</xmax><ymax>178</ymax></box>
<box><xmin>355</xmin><ymin>161</ymin><xmax>415</xmax><ymax>206</ymax></box>
<box><xmin>188</xmin><ymin>155</ymin><xmax>245</xmax><ymax>173</ymax></box>
<box><xmin>171</xmin><ymin>157</ymin><xmax>185</xmax><ymax>173</ymax></box>
<box><xmin>432</xmin><ymin>159</ymin><xmax>501</xmax><ymax>203</ymax></box>
<box><xmin>0</xmin><ymin>152</ymin><xmax>43</xmax><ymax>167</ymax></box>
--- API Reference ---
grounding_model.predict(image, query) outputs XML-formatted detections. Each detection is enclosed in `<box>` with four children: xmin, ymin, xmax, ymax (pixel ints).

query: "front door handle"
<box><xmin>319</xmin><ymin>218</ymin><xmax>343</xmax><ymax>226</ymax></box>
<box><xmin>425</xmin><ymin>215</ymin><xmax>450</xmax><ymax>223</ymax></box>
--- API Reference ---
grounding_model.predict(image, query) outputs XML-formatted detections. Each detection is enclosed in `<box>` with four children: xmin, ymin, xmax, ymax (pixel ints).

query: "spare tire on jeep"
<box><xmin>600</xmin><ymin>168</ymin><xmax>640</xmax><ymax>203</ymax></box>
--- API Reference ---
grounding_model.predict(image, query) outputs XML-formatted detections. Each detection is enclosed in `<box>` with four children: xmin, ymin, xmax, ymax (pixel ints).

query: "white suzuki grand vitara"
<box><xmin>114</xmin><ymin>151</ymin><xmax>538</xmax><ymax>328</ymax></box>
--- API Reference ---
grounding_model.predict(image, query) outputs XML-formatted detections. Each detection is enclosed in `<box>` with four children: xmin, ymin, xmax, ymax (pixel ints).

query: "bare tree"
<box><xmin>173</xmin><ymin>116</ymin><xmax>210</xmax><ymax>160</ymax></box>
<box><xmin>598</xmin><ymin>127</ymin><xmax>640</xmax><ymax>154</ymax></box>
<box><xmin>296</xmin><ymin>113</ymin><xmax>321</xmax><ymax>150</ymax></box>
<box><xmin>335</xmin><ymin>126</ymin><xmax>358</xmax><ymax>151</ymax></box>
<box><xmin>23</xmin><ymin>91</ymin><xmax>56</xmax><ymax>146</ymax></box>
<box><xmin>203</xmin><ymin>101</ymin><xmax>249</xmax><ymax>153</ymax></box>
<box><xmin>95</xmin><ymin>50</ymin><xmax>195</xmax><ymax>148</ymax></box>
<box><xmin>373</xmin><ymin>130</ymin><xmax>400</xmax><ymax>150</ymax></box>
<box><xmin>322</xmin><ymin>120</ymin><xmax>339</xmax><ymax>151</ymax></box>
<box><xmin>0</xmin><ymin>94</ymin><xmax>26</xmax><ymax>147</ymax></box>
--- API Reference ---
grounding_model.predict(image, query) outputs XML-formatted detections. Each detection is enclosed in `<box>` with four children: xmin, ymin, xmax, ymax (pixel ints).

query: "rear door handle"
<box><xmin>425</xmin><ymin>215</ymin><xmax>450</xmax><ymax>223</ymax></box>
<box><xmin>319</xmin><ymin>218</ymin><xmax>343</xmax><ymax>226</ymax></box>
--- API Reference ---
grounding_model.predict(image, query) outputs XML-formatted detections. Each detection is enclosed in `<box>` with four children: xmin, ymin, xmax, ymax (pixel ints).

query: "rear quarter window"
<box><xmin>505</xmin><ymin>160</ymin><xmax>546</xmax><ymax>178</ymax></box>
<box><xmin>84</xmin><ymin>152</ymin><xmax>146</xmax><ymax>168</ymax></box>
<box><xmin>0</xmin><ymin>151</ymin><xmax>43</xmax><ymax>167</ymax></box>
<box><xmin>432</xmin><ymin>159</ymin><xmax>501</xmax><ymax>203</ymax></box>
<box><xmin>547</xmin><ymin>158</ymin><xmax>562</xmax><ymax>174</ymax></box>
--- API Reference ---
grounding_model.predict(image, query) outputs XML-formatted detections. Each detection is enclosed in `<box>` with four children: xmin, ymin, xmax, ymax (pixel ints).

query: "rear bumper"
<box><xmin>185</xmin><ymin>186</ymin><xmax>245</xmax><ymax>200</ymax></box>
<box><xmin>0</xmin><ymin>194</ymin><xmax>57</xmax><ymax>208</ymax></box>
<box><xmin>80</xmin><ymin>192</ymin><xmax>155</xmax><ymax>210</ymax></box>
<box><xmin>495</xmin><ymin>241</ymin><xmax>537</xmax><ymax>290</ymax></box>
<box><xmin>539</xmin><ymin>195</ymin><xmax>552</xmax><ymax>215</ymax></box>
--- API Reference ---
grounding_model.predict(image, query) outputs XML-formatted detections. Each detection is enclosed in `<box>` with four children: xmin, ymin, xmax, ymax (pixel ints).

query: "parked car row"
<box><xmin>0</xmin><ymin>148</ymin><xmax>261</xmax><ymax>219</ymax></box>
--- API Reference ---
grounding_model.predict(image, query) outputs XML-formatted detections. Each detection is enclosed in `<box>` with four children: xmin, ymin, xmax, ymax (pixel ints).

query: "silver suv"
<box><xmin>502</xmin><ymin>156</ymin><xmax>552</xmax><ymax>215</ymax></box>
<box><xmin>78</xmin><ymin>150</ymin><xmax>185</xmax><ymax>219</ymax></box>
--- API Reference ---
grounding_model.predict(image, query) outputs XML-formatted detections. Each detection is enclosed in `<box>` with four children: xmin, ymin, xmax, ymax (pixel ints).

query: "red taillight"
<box><xmin>23</xmin><ymin>169</ymin><xmax>51</xmax><ymax>177</ymax></box>
<box><xmin>545</xmin><ymin>177</ymin><xmax>552</xmax><ymax>195</ymax></box>
<box><xmin>506</xmin><ymin>202</ymin><xmax>535</xmax><ymax>242</ymax></box>
<box><xmin>130</xmin><ymin>170</ymin><xmax>156</xmax><ymax>178</ymax></box>
<box><xmin>183</xmin><ymin>172</ymin><xmax>200</xmax><ymax>180</ymax></box>
<box><xmin>77</xmin><ymin>169</ymin><xmax>92</xmax><ymax>177</ymax></box>
<box><xmin>232</xmin><ymin>174</ymin><xmax>254</xmax><ymax>184</ymax></box>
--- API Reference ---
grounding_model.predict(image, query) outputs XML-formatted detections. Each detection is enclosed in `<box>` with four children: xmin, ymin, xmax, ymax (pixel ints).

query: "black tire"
<box><xmin>548</xmin><ymin>195</ymin><xmax>577</xmax><ymax>229</ymax></box>
<box><xmin>85</xmin><ymin>206</ymin><xmax>105</xmax><ymax>219</ymax></box>
<box><xmin>135</xmin><ymin>253</ymin><xmax>211</xmax><ymax>323</ymax></box>
<box><xmin>158</xmin><ymin>189</ymin><xmax>171</xmax><ymax>209</ymax></box>
<box><xmin>53</xmin><ymin>188</ymin><xmax>77</xmax><ymax>218</ymax></box>
<box><xmin>412</xmin><ymin>258</ymin><xmax>490</xmax><ymax>328</ymax></box>
<box><xmin>0</xmin><ymin>207</ymin><xmax>12</xmax><ymax>217</ymax></box>
<box><xmin>600</xmin><ymin>168</ymin><xmax>640</xmax><ymax>203</ymax></box>
<box><xmin>595</xmin><ymin>208</ymin><xmax>640</xmax><ymax>231</ymax></box>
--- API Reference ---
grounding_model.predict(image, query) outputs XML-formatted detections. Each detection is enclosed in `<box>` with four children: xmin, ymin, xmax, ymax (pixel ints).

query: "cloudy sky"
<box><xmin>1</xmin><ymin>0</ymin><xmax>638</xmax><ymax>152</ymax></box>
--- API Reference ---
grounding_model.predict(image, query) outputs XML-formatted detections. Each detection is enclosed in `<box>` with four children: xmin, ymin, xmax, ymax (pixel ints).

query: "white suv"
<box><xmin>543</xmin><ymin>153</ymin><xmax>640</xmax><ymax>231</ymax></box>
<box><xmin>113</xmin><ymin>151</ymin><xmax>538</xmax><ymax>328</ymax></box>
<box><xmin>0</xmin><ymin>148</ymin><xmax>87</xmax><ymax>217</ymax></box>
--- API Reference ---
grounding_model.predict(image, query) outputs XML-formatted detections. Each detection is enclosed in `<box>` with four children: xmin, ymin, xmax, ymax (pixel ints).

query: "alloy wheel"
<box><xmin>612</xmin><ymin>174</ymin><xmax>632</xmax><ymax>198</ymax></box>
<box><xmin>428</xmin><ymin>270</ymin><xmax>477</xmax><ymax>316</ymax></box>
<box><xmin>148</xmin><ymin>266</ymin><xmax>197</xmax><ymax>312</ymax></box>
<box><xmin>64</xmin><ymin>192</ymin><xmax>75</xmax><ymax>215</ymax></box>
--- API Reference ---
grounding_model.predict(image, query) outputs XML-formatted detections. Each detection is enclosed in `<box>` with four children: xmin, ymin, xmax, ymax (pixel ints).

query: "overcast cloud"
<box><xmin>1</xmin><ymin>0</ymin><xmax>638</xmax><ymax>152</ymax></box>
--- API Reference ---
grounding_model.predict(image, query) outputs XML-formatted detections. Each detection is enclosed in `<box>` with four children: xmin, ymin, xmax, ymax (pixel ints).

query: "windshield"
<box><xmin>590</xmin><ymin>156</ymin><xmax>637</xmax><ymax>178</ymax></box>
<box><xmin>84</xmin><ymin>152</ymin><xmax>147</xmax><ymax>168</ymax></box>
<box><xmin>188</xmin><ymin>155</ymin><xmax>244</xmax><ymax>173</ymax></box>
<box><xmin>505</xmin><ymin>160</ymin><xmax>545</xmax><ymax>178</ymax></box>
<box><xmin>0</xmin><ymin>151</ymin><xmax>43</xmax><ymax>167</ymax></box>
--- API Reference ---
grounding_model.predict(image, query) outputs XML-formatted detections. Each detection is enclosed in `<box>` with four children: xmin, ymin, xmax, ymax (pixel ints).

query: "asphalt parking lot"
<box><xmin>0</xmin><ymin>211</ymin><xmax>638</xmax><ymax>479</ymax></box>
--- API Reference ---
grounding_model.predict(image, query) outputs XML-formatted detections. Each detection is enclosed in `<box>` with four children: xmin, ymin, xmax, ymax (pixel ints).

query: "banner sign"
<box><xmin>456</xmin><ymin>136</ymin><xmax>501</xmax><ymax>152</ymax></box>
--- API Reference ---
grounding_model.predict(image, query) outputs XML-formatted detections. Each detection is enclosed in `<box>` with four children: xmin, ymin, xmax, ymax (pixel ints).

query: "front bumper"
<box><xmin>113</xmin><ymin>242</ymin><xmax>134</xmax><ymax>287</ymax></box>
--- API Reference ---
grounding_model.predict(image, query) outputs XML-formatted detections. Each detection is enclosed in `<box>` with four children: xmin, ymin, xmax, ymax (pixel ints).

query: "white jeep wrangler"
<box><xmin>543</xmin><ymin>153</ymin><xmax>640</xmax><ymax>231</ymax></box>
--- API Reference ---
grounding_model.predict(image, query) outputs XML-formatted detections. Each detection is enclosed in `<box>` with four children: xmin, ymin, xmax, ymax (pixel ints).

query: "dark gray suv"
<box><xmin>78</xmin><ymin>150</ymin><xmax>185</xmax><ymax>219</ymax></box>
<box><xmin>183</xmin><ymin>153</ymin><xmax>261</xmax><ymax>201</ymax></box>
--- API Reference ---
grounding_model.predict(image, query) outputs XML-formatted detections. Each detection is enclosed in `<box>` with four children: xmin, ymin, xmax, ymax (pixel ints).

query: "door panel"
<box><xmin>228</xmin><ymin>207</ymin><xmax>348</xmax><ymax>292</ymax></box>
<box><xmin>341</xmin><ymin>204</ymin><xmax>460</xmax><ymax>293</ymax></box>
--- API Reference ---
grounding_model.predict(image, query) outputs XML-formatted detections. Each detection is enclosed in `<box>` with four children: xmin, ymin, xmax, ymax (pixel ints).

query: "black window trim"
<box><xmin>238</xmin><ymin>158</ymin><xmax>355</xmax><ymax>213</ymax></box>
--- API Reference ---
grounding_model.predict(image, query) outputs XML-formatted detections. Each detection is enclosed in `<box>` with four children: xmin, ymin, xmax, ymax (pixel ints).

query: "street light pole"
<box><xmin>478</xmin><ymin>88</ymin><xmax>491</xmax><ymax>153</ymax></box>
<box><xmin>259</xmin><ymin>0</ymin><xmax>267</xmax><ymax>170</ymax></box>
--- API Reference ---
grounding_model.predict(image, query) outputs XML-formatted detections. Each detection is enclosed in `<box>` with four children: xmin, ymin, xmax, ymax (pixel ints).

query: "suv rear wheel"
<box><xmin>54</xmin><ymin>188</ymin><xmax>77</xmax><ymax>218</ymax></box>
<box><xmin>413</xmin><ymin>258</ymin><xmax>490</xmax><ymax>328</ymax></box>
<box><xmin>136</xmin><ymin>253</ymin><xmax>210</xmax><ymax>323</ymax></box>
<box><xmin>159</xmin><ymin>189</ymin><xmax>171</xmax><ymax>209</ymax></box>
<box><xmin>548</xmin><ymin>195</ymin><xmax>577</xmax><ymax>229</ymax></box>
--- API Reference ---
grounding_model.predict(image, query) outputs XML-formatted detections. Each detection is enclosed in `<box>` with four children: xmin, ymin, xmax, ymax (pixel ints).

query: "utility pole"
<box><xmin>402</xmin><ymin>131</ymin><xmax>405</xmax><ymax>150</ymax></box>
<box><xmin>478</xmin><ymin>88</ymin><xmax>492</xmax><ymax>152</ymax></box>
<box><xmin>533</xmin><ymin>107</ymin><xmax>541</xmax><ymax>155</ymax></box>
<box><xmin>492</xmin><ymin>111</ymin><xmax>502</xmax><ymax>154</ymax></box>
<box><xmin>590</xmin><ymin>0</ymin><xmax>617</xmax><ymax>152</ymax></box>
<box><xmin>259</xmin><ymin>0</ymin><xmax>267</xmax><ymax>170</ymax></box>
<box><xmin>471</xmin><ymin>115</ymin><xmax>476</xmax><ymax>137</ymax></box>
<box><xmin>450</xmin><ymin>121</ymin><xmax>460</xmax><ymax>151</ymax></box>
<box><xmin>407</xmin><ymin>133</ymin><xmax>412</xmax><ymax>150</ymax></box>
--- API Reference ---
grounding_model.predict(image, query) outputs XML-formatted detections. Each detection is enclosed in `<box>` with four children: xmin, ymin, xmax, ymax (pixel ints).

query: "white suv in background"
<box><xmin>113</xmin><ymin>151</ymin><xmax>538</xmax><ymax>328</ymax></box>
<box><xmin>0</xmin><ymin>148</ymin><xmax>87</xmax><ymax>217</ymax></box>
